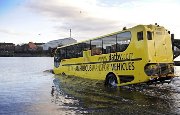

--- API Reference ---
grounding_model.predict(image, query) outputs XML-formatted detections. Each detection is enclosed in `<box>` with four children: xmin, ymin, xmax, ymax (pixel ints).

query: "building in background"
<box><xmin>0</xmin><ymin>38</ymin><xmax>77</xmax><ymax>57</ymax></box>
<box><xmin>42</xmin><ymin>37</ymin><xmax>77</xmax><ymax>51</ymax></box>
<box><xmin>0</xmin><ymin>43</ymin><xmax>15</xmax><ymax>56</ymax></box>
<box><xmin>28</xmin><ymin>42</ymin><xmax>37</xmax><ymax>51</ymax></box>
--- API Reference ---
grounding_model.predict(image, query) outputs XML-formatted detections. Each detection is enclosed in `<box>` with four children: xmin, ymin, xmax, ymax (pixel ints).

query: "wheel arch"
<box><xmin>105</xmin><ymin>72</ymin><xmax>118</xmax><ymax>85</ymax></box>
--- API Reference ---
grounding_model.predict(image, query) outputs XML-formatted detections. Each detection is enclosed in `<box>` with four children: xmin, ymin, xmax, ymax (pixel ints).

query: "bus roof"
<box><xmin>57</xmin><ymin>29</ymin><xmax>128</xmax><ymax>49</ymax></box>
<box><xmin>56</xmin><ymin>24</ymin><xmax>157</xmax><ymax>49</ymax></box>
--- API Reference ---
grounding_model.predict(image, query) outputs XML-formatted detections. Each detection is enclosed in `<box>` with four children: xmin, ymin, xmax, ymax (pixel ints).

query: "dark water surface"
<box><xmin>0</xmin><ymin>57</ymin><xmax>180</xmax><ymax>115</ymax></box>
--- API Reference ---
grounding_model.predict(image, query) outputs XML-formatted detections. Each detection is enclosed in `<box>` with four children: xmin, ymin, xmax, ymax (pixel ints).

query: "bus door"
<box><xmin>154</xmin><ymin>29</ymin><xmax>171</xmax><ymax>62</ymax></box>
<box><xmin>147</xmin><ymin>29</ymin><xmax>170</xmax><ymax>62</ymax></box>
<box><xmin>146</xmin><ymin>30</ymin><xmax>156</xmax><ymax>62</ymax></box>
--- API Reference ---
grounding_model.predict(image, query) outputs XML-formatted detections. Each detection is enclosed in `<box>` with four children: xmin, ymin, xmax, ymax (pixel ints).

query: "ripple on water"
<box><xmin>51</xmin><ymin>74</ymin><xmax>180</xmax><ymax>114</ymax></box>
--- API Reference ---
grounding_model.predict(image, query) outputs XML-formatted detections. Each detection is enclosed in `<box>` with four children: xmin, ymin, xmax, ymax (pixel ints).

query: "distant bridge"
<box><xmin>173</xmin><ymin>39</ymin><xmax>180</xmax><ymax>59</ymax></box>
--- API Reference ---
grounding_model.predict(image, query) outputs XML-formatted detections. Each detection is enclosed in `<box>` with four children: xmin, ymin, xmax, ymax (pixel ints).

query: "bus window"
<box><xmin>66</xmin><ymin>46</ymin><xmax>72</xmax><ymax>59</ymax></box>
<box><xmin>81</xmin><ymin>41</ymin><xmax>90</xmax><ymax>51</ymax></box>
<box><xmin>91</xmin><ymin>38</ymin><xmax>102</xmax><ymax>55</ymax></box>
<box><xmin>66</xmin><ymin>44</ymin><xmax>82</xmax><ymax>58</ymax></box>
<box><xmin>55</xmin><ymin>48</ymin><xmax>61</xmax><ymax>58</ymax></box>
<box><xmin>117</xmin><ymin>32</ymin><xmax>131</xmax><ymax>52</ymax></box>
<box><xmin>147</xmin><ymin>31</ymin><xmax>152</xmax><ymax>40</ymax></box>
<box><xmin>75</xmin><ymin>44</ymin><xmax>83</xmax><ymax>57</ymax></box>
<box><xmin>137</xmin><ymin>31</ymin><xmax>143</xmax><ymax>41</ymax></box>
<box><xmin>60</xmin><ymin>48</ymin><xmax>66</xmax><ymax>59</ymax></box>
<box><xmin>103</xmin><ymin>35</ymin><xmax>116</xmax><ymax>54</ymax></box>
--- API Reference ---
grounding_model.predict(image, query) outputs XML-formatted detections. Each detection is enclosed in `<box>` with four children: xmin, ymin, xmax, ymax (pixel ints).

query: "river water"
<box><xmin>0</xmin><ymin>57</ymin><xmax>180</xmax><ymax>115</ymax></box>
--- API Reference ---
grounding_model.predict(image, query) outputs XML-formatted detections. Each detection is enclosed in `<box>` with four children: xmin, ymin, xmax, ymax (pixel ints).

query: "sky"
<box><xmin>0</xmin><ymin>0</ymin><xmax>180</xmax><ymax>44</ymax></box>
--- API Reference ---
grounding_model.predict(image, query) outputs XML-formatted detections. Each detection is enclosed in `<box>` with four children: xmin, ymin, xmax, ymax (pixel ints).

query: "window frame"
<box><xmin>137</xmin><ymin>31</ymin><xmax>144</xmax><ymax>41</ymax></box>
<box><xmin>91</xmin><ymin>38</ymin><xmax>103</xmax><ymax>55</ymax></box>
<box><xmin>102</xmin><ymin>34</ymin><xmax>117</xmax><ymax>54</ymax></box>
<box><xmin>147</xmin><ymin>31</ymin><xmax>153</xmax><ymax>40</ymax></box>
<box><xmin>116</xmin><ymin>31</ymin><xmax>131</xmax><ymax>52</ymax></box>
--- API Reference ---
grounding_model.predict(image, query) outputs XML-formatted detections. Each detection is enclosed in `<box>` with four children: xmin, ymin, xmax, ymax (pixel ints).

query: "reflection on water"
<box><xmin>52</xmin><ymin>74</ymin><xmax>180</xmax><ymax>114</ymax></box>
<box><xmin>0</xmin><ymin>57</ymin><xmax>59</xmax><ymax>115</ymax></box>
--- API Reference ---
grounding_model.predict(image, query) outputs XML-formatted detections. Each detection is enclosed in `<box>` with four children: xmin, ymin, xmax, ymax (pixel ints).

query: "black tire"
<box><xmin>105</xmin><ymin>74</ymin><xmax>117</xmax><ymax>87</ymax></box>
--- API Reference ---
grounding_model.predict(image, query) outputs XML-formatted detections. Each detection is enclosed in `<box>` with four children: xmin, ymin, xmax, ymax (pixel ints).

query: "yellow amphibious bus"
<box><xmin>53</xmin><ymin>24</ymin><xmax>174</xmax><ymax>86</ymax></box>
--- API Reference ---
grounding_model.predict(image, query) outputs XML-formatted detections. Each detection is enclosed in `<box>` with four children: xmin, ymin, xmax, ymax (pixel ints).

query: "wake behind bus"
<box><xmin>53</xmin><ymin>24</ymin><xmax>175</xmax><ymax>87</ymax></box>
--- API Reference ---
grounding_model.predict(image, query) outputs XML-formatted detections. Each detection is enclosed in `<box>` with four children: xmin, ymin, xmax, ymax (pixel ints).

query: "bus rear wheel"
<box><xmin>105</xmin><ymin>74</ymin><xmax>117</xmax><ymax>87</ymax></box>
